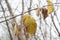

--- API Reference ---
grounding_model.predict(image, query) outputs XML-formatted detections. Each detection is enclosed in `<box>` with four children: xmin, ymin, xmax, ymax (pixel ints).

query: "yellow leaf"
<box><xmin>23</xmin><ymin>14</ymin><xmax>37</xmax><ymax>36</ymax></box>
<box><xmin>14</xmin><ymin>23</ymin><xmax>19</xmax><ymax>36</ymax></box>
<box><xmin>48</xmin><ymin>6</ymin><xmax>54</xmax><ymax>14</ymax></box>
<box><xmin>23</xmin><ymin>14</ymin><xmax>30</xmax><ymax>27</ymax></box>
<box><xmin>47</xmin><ymin>0</ymin><xmax>53</xmax><ymax>5</ymax></box>
<box><xmin>26</xmin><ymin>24</ymin><xmax>37</xmax><ymax>35</ymax></box>
<box><xmin>47</xmin><ymin>0</ymin><xmax>54</xmax><ymax>14</ymax></box>
<box><xmin>36</xmin><ymin>7</ymin><xmax>40</xmax><ymax>16</ymax></box>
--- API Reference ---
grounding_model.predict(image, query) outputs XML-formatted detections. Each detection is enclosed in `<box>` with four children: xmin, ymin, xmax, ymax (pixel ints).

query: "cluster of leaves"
<box><xmin>13</xmin><ymin>0</ymin><xmax>54</xmax><ymax>37</ymax></box>
<box><xmin>36</xmin><ymin>0</ymin><xmax>54</xmax><ymax>19</ymax></box>
<box><xmin>14</xmin><ymin>14</ymin><xmax>37</xmax><ymax>36</ymax></box>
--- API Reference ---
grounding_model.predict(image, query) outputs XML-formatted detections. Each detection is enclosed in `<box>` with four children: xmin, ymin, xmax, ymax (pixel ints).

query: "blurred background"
<box><xmin>0</xmin><ymin>0</ymin><xmax>60</xmax><ymax>40</ymax></box>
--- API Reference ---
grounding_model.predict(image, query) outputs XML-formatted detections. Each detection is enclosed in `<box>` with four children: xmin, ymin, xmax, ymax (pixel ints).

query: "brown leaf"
<box><xmin>42</xmin><ymin>8</ymin><xmax>48</xmax><ymax>19</ymax></box>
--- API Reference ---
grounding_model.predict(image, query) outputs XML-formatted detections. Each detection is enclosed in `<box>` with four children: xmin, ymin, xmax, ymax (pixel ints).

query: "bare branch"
<box><xmin>28</xmin><ymin>0</ymin><xmax>32</xmax><ymax>15</ymax></box>
<box><xmin>51</xmin><ymin>14</ymin><xmax>60</xmax><ymax>36</ymax></box>
<box><xmin>5</xmin><ymin>0</ymin><xmax>17</xmax><ymax>26</ymax></box>
<box><xmin>0</xmin><ymin>1</ymin><xmax>13</xmax><ymax>40</ymax></box>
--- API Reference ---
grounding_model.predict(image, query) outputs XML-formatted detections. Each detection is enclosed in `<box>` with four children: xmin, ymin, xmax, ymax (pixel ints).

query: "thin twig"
<box><xmin>28</xmin><ymin>0</ymin><xmax>32</xmax><ymax>15</ymax></box>
<box><xmin>51</xmin><ymin>14</ymin><xmax>60</xmax><ymax>35</ymax></box>
<box><xmin>39</xmin><ymin>13</ymin><xmax>45</xmax><ymax>40</ymax></box>
<box><xmin>0</xmin><ymin>8</ymin><xmax>38</xmax><ymax>23</ymax></box>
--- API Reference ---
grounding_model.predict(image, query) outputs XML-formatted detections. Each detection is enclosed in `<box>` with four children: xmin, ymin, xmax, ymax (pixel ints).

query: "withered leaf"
<box><xmin>42</xmin><ymin>8</ymin><xmax>48</xmax><ymax>19</ymax></box>
<box><xmin>36</xmin><ymin>7</ymin><xmax>40</xmax><ymax>16</ymax></box>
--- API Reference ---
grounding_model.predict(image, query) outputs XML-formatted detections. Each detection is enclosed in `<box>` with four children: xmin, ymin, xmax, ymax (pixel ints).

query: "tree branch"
<box><xmin>0</xmin><ymin>1</ymin><xmax>13</xmax><ymax>40</ymax></box>
<box><xmin>51</xmin><ymin>14</ymin><xmax>60</xmax><ymax>36</ymax></box>
<box><xmin>5</xmin><ymin>0</ymin><xmax>17</xmax><ymax>26</ymax></box>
